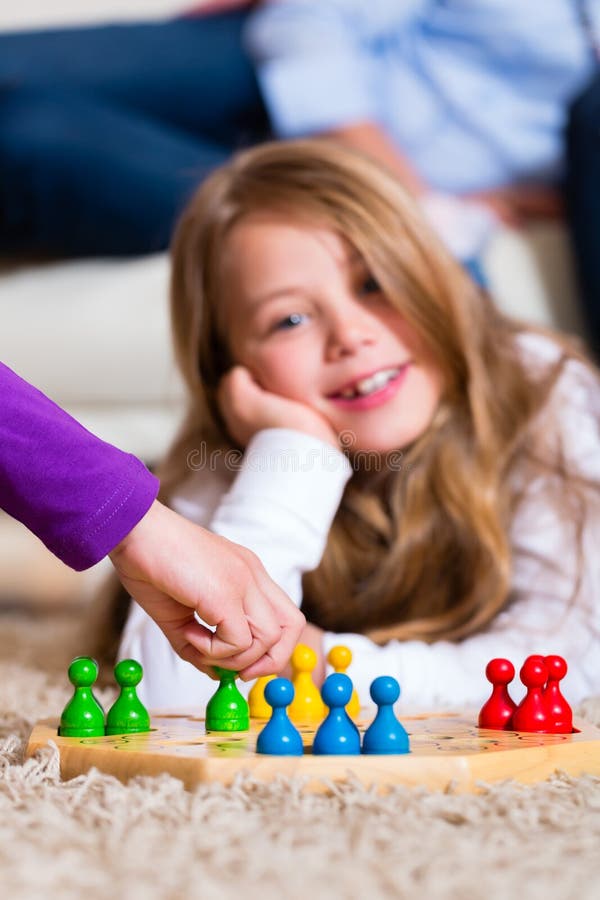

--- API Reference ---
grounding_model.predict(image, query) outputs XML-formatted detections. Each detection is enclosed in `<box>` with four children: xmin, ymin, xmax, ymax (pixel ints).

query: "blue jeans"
<box><xmin>566</xmin><ymin>70</ymin><xmax>600</xmax><ymax>359</ymax></box>
<box><xmin>0</xmin><ymin>12</ymin><xmax>269</xmax><ymax>256</ymax></box>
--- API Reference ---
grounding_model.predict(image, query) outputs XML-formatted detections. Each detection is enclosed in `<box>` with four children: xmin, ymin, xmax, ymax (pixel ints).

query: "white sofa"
<box><xmin>0</xmin><ymin>0</ymin><xmax>588</xmax><ymax>605</ymax></box>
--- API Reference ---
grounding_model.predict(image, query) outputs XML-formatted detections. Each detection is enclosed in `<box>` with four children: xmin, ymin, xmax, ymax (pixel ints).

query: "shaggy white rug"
<box><xmin>2</xmin><ymin>610</ymin><xmax>600</xmax><ymax>900</ymax></box>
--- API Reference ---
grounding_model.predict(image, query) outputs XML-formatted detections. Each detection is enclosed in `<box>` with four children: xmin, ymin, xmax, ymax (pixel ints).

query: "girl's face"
<box><xmin>221</xmin><ymin>215</ymin><xmax>442</xmax><ymax>453</ymax></box>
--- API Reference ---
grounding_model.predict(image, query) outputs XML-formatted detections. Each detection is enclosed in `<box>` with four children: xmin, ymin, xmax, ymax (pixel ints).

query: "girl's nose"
<box><xmin>325</xmin><ymin>306</ymin><xmax>377</xmax><ymax>360</ymax></box>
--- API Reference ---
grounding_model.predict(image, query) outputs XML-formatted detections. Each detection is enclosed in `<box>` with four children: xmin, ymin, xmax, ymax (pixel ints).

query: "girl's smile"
<box><xmin>221</xmin><ymin>214</ymin><xmax>442</xmax><ymax>453</ymax></box>
<box><xmin>328</xmin><ymin>362</ymin><xmax>412</xmax><ymax>411</ymax></box>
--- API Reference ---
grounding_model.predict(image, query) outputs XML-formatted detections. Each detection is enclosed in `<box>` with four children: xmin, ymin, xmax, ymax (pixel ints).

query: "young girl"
<box><xmin>118</xmin><ymin>139</ymin><xmax>600</xmax><ymax>709</ymax></box>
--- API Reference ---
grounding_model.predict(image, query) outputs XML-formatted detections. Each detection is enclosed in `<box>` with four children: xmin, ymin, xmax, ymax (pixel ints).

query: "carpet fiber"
<box><xmin>2</xmin><ymin>610</ymin><xmax>600</xmax><ymax>900</ymax></box>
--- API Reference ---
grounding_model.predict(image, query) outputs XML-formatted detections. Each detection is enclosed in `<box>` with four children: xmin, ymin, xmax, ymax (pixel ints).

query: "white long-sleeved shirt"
<box><xmin>120</xmin><ymin>334</ymin><xmax>600</xmax><ymax>710</ymax></box>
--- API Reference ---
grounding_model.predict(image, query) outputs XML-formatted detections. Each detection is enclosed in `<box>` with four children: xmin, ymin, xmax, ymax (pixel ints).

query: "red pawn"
<box><xmin>512</xmin><ymin>655</ymin><xmax>550</xmax><ymax>733</ymax></box>
<box><xmin>478</xmin><ymin>658</ymin><xmax>517</xmax><ymax>730</ymax></box>
<box><xmin>544</xmin><ymin>655</ymin><xmax>573</xmax><ymax>734</ymax></box>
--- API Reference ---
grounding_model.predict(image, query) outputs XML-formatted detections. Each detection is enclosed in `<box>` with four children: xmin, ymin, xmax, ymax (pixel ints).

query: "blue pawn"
<box><xmin>312</xmin><ymin>673</ymin><xmax>361</xmax><ymax>755</ymax></box>
<box><xmin>362</xmin><ymin>676</ymin><xmax>410</xmax><ymax>754</ymax></box>
<box><xmin>256</xmin><ymin>678</ymin><xmax>303</xmax><ymax>756</ymax></box>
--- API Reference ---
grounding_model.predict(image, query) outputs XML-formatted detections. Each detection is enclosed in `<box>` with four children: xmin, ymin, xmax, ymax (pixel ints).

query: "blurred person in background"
<box><xmin>0</xmin><ymin>0</ymin><xmax>598</xmax><ymax>343</ymax></box>
<box><xmin>0</xmin><ymin>0</ymin><xmax>263</xmax><ymax>256</ymax></box>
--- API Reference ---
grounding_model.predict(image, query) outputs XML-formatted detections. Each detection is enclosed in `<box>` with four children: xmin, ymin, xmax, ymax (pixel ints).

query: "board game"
<box><xmin>25</xmin><ymin>710</ymin><xmax>600</xmax><ymax>794</ymax></box>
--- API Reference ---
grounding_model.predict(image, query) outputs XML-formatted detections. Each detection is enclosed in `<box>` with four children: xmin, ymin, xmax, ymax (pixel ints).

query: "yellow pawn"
<box><xmin>288</xmin><ymin>644</ymin><xmax>325</xmax><ymax>724</ymax></box>
<box><xmin>248</xmin><ymin>675</ymin><xmax>275</xmax><ymax>719</ymax></box>
<box><xmin>327</xmin><ymin>645</ymin><xmax>360</xmax><ymax>719</ymax></box>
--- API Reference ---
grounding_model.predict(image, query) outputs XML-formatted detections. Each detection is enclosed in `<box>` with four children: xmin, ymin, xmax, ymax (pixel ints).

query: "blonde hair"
<box><xmin>160</xmin><ymin>138</ymin><xmax>593</xmax><ymax>645</ymax></box>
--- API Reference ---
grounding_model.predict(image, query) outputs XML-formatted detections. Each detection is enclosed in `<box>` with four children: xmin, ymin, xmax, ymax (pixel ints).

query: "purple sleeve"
<box><xmin>0</xmin><ymin>362</ymin><xmax>160</xmax><ymax>571</ymax></box>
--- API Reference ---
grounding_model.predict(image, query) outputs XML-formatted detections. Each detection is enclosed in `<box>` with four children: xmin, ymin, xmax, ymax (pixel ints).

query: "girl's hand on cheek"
<box><xmin>218</xmin><ymin>366</ymin><xmax>339</xmax><ymax>448</ymax></box>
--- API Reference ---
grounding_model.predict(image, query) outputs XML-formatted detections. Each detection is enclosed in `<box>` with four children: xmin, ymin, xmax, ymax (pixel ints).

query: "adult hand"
<box><xmin>108</xmin><ymin>499</ymin><xmax>305</xmax><ymax>679</ymax></box>
<box><xmin>218</xmin><ymin>365</ymin><xmax>338</xmax><ymax>448</ymax></box>
<box><xmin>466</xmin><ymin>185</ymin><xmax>564</xmax><ymax>227</ymax></box>
<box><xmin>326</xmin><ymin>120</ymin><xmax>425</xmax><ymax>197</ymax></box>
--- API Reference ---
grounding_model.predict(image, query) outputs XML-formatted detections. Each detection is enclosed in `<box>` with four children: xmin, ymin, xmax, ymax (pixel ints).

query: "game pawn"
<box><xmin>249</xmin><ymin>675</ymin><xmax>276</xmax><ymax>719</ymax></box>
<box><xmin>312</xmin><ymin>673</ymin><xmax>361</xmax><ymax>755</ymax></box>
<box><xmin>256</xmin><ymin>678</ymin><xmax>303</xmax><ymax>756</ymax></box>
<box><xmin>59</xmin><ymin>656</ymin><xmax>105</xmax><ymax>737</ymax></box>
<box><xmin>544</xmin><ymin>655</ymin><xmax>573</xmax><ymax>734</ymax></box>
<box><xmin>512</xmin><ymin>655</ymin><xmax>550</xmax><ymax>733</ymax></box>
<box><xmin>478</xmin><ymin>658</ymin><xmax>517</xmax><ymax>730</ymax></box>
<box><xmin>288</xmin><ymin>644</ymin><xmax>325</xmax><ymax>724</ymax></box>
<box><xmin>362</xmin><ymin>676</ymin><xmax>409</xmax><ymax>755</ymax></box>
<box><xmin>327</xmin><ymin>645</ymin><xmax>360</xmax><ymax>719</ymax></box>
<box><xmin>105</xmin><ymin>659</ymin><xmax>151</xmax><ymax>736</ymax></box>
<box><xmin>206</xmin><ymin>667</ymin><xmax>249</xmax><ymax>732</ymax></box>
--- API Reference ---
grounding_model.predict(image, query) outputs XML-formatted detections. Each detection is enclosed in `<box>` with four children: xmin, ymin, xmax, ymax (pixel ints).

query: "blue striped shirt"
<box><xmin>245</xmin><ymin>0</ymin><xmax>599</xmax><ymax>192</ymax></box>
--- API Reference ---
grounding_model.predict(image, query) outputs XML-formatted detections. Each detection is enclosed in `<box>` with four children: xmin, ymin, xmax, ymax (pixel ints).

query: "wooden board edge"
<box><xmin>25</xmin><ymin>716</ymin><xmax>600</xmax><ymax>794</ymax></box>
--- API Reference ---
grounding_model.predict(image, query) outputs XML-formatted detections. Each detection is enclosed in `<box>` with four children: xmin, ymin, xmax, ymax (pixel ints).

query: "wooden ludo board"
<box><xmin>26</xmin><ymin>710</ymin><xmax>600</xmax><ymax>793</ymax></box>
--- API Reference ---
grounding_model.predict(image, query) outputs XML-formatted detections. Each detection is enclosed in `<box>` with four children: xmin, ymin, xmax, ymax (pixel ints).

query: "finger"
<box><xmin>265</xmin><ymin>612</ymin><xmax>305</xmax><ymax>672</ymax></box>
<box><xmin>180</xmin><ymin>597</ymin><xmax>281</xmax><ymax>670</ymax></box>
<box><xmin>220</xmin><ymin>365</ymin><xmax>257</xmax><ymax>408</ymax></box>
<box><xmin>203</xmin><ymin>613</ymin><xmax>255</xmax><ymax>658</ymax></box>
<box><xmin>176</xmin><ymin>643</ymin><xmax>219</xmax><ymax>679</ymax></box>
<box><xmin>216</xmin><ymin>369</ymin><xmax>238</xmax><ymax>411</ymax></box>
<box><xmin>205</xmin><ymin>590</ymin><xmax>304</xmax><ymax>676</ymax></box>
<box><xmin>179</xmin><ymin>614</ymin><xmax>261</xmax><ymax>662</ymax></box>
<box><xmin>236</xmin><ymin>553</ymin><xmax>306</xmax><ymax>672</ymax></box>
<box><xmin>178</xmin><ymin>571</ymin><xmax>256</xmax><ymax>656</ymax></box>
<box><xmin>134</xmin><ymin>582</ymin><xmax>254</xmax><ymax>660</ymax></box>
<box><xmin>217</xmin><ymin>367</ymin><xmax>259</xmax><ymax>446</ymax></box>
<box><xmin>237</xmin><ymin>619</ymin><xmax>302</xmax><ymax>681</ymax></box>
<box><xmin>203</xmin><ymin>623</ymin><xmax>284</xmax><ymax>671</ymax></box>
<box><xmin>232</xmin><ymin>365</ymin><xmax>262</xmax><ymax>393</ymax></box>
<box><xmin>244</xmin><ymin>554</ymin><xmax>306</xmax><ymax>647</ymax></box>
<box><xmin>165</xmin><ymin>551</ymin><xmax>291</xmax><ymax>668</ymax></box>
<box><xmin>237</xmin><ymin>546</ymin><xmax>300</xmax><ymax>610</ymax></box>
<box><xmin>189</xmin><ymin>590</ymin><xmax>284</xmax><ymax>672</ymax></box>
<box><xmin>237</xmin><ymin>655</ymin><xmax>284</xmax><ymax>680</ymax></box>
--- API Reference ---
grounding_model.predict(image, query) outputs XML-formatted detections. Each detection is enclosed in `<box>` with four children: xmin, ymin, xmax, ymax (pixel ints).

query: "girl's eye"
<box><xmin>358</xmin><ymin>274</ymin><xmax>381</xmax><ymax>296</ymax></box>
<box><xmin>274</xmin><ymin>312</ymin><xmax>306</xmax><ymax>331</ymax></box>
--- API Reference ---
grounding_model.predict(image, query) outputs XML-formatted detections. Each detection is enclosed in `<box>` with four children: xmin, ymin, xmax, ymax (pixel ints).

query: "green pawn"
<box><xmin>206</xmin><ymin>667</ymin><xmax>250</xmax><ymax>732</ymax></box>
<box><xmin>105</xmin><ymin>659</ymin><xmax>151</xmax><ymax>735</ymax></box>
<box><xmin>59</xmin><ymin>656</ymin><xmax>105</xmax><ymax>737</ymax></box>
